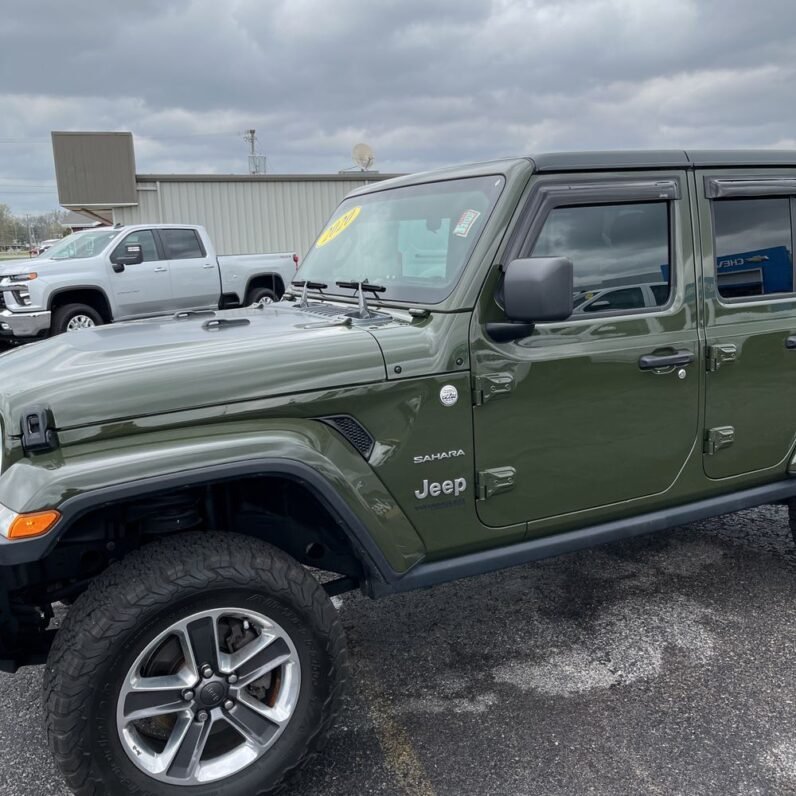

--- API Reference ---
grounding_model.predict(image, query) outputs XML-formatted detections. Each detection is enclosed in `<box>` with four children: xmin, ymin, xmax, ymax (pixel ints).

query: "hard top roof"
<box><xmin>530</xmin><ymin>150</ymin><xmax>796</xmax><ymax>172</ymax></box>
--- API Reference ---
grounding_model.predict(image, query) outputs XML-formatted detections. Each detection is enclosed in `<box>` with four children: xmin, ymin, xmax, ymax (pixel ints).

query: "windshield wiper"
<box><xmin>335</xmin><ymin>280</ymin><xmax>386</xmax><ymax>319</ymax></box>
<box><xmin>291</xmin><ymin>280</ymin><xmax>328</xmax><ymax>308</ymax></box>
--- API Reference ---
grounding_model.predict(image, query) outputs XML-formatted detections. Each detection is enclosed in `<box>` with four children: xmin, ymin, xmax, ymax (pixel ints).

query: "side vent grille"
<box><xmin>318</xmin><ymin>415</ymin><xmax>374</xmax><ymax>459</ymax></box>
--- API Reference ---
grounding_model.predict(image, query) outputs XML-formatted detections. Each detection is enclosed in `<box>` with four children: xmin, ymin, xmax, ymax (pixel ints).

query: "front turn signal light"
<box><xmin>7</xmin><ymin>510</ymin><xmax>60</xmax><ymax>540</ymax></box>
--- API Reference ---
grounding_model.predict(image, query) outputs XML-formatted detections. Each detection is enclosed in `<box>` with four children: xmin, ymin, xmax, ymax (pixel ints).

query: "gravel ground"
<box><xmin>1</xmin><ymin>506</ymin><xmax>795</xmax><ymax>795</ymax></box>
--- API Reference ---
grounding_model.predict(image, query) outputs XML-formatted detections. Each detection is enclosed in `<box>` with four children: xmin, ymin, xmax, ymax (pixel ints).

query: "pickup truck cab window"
<box><xmin>296</xmin><ymin>175</ymin><xmax>505</xmax><ymax>303</ymax></box>
<box><xmin>160</xmin><ymin>228</ymin><xmax>206</xmax><ymax>259</ymax></box>
<box><xmin>713</xmin><ymin>197</ymin><xmax>794</xmax><ymax>299</ymax></box>
<box><xmin>531</xmin><ymin>201</ymin><xmax>671</xmax><ymax>314</ymax></box>
<box><xmin>110</xmin><ymin>230</ymin><xmax>160</xmax><ymax>263</ymax></box>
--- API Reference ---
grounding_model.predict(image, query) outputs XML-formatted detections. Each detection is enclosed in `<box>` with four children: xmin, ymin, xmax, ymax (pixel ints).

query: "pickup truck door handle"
<box><xmin>786</xmin><ymin>335</ymin><xmax>796</xmax><ymax>349</ymax></box>
<box><xmin>638</xmin><ymin>349</ymin><xmax>695</xmax><ymax>371</ymax></box>
<box><xmin>202</xmin><ymin>263</ymin><xmax>215</xmax><ymax>269</ymax></box>
<box><xmin>153</xmin><ymin>266</ymin><xmax>168</xmax><ymax>273</ymax></box>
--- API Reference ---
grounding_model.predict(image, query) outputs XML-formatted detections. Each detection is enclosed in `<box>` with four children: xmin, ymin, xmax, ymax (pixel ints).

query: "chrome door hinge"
<box><xmin>706</xmin><ymin>343</ymin><xmax>737</xmax><ymax>372</ymax></box>
<box><xmin>704</xmin><ymin>426</ymin><xmax>735</xmax><ymax>455</ymax></box>
<box><xmin>476</xmin><ymin>466</ymin><xmax>517</xmax><ymax>500</ymax></box>
<box><xmin>472</xmin><ymin>373</ymin><xmax>514</xmax><ymax>406</ymax></box>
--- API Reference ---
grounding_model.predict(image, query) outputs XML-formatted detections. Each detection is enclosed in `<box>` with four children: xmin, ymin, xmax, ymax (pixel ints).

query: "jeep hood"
<box><xmin>0</xmin><ymin>304</ymin><xmax>387</xmax><ymax>433</ymax></box>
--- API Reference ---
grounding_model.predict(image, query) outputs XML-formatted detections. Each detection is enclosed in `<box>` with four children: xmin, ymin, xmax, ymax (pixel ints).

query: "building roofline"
<box><xmin>135</xmin><ymin>172</ymin><xmax>404</xmax><ymax>183</ymax></box>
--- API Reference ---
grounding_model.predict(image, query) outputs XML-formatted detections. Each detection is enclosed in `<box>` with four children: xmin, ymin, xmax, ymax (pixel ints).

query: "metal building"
<box><xmin>110</xmin><ymin>173</ymin><xmax>394</xmax><ymax>257</ymax></box>
<box><xmin>52</xmin><ymin>132</ymin><xmax>400</xmax><ymax>257</ymax></box>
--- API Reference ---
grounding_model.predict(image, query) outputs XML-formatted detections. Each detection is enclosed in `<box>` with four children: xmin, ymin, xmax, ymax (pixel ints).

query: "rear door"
<box><xmin>158</xmin><ymin>228</ymin><xmax>220</xmax><ymax>310</ymax></box>
<box><xmin>471</xmin><ymin>171</ymin><xmax>701</xmax><ymax>528</ymax></box>
<box><xmin>108</xmin><ymin>229</ymin><xmax>171</xmax><ymax>318</ymax></box>
<box><xmin>696</xmin><ymin>171</ymin><xmax>796</xmax><ymax>478</ymax></box>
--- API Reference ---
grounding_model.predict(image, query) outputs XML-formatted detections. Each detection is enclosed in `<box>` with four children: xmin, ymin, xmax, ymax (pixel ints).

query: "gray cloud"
<box><xmin>2</xmin><ymin>0</ymin><xmax>796</xmax><ymax>212</ymax></box>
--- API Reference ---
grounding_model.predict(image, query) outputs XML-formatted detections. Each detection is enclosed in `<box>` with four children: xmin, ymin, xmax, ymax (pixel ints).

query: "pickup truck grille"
<box><xmin>0</xmin><ymin>293</ymin><xmax>5</xmax><ymax>310</ymax></box>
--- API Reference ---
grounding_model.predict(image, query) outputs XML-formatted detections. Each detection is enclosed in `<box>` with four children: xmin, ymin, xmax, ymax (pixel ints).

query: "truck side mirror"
<box><xmin>487</xmin><ymin>256</ymin><xmax>574</xmax><ymax>342</ymax></box>
<box><xmin>111</xmin><ymin>244</ymin><xmax>144</xmax><ymax>272</ymax></box>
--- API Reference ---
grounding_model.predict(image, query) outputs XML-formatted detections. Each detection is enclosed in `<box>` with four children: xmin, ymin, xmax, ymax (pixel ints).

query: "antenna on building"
<box><xmin>244</xmin><ymin>129</ymin><xmax>267</xmax><ymax>174</ymax></box>
<box><xmin>352</xmin><ymin>143</ymin><xmax>375</xmax><ymax>171</ymax></box>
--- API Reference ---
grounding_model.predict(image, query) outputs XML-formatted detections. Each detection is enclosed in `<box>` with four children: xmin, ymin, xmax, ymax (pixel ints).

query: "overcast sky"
<box><xmin>2</xmin><ymin>0</ymin><xmax>796</xmax><ymax>213</ymax></box>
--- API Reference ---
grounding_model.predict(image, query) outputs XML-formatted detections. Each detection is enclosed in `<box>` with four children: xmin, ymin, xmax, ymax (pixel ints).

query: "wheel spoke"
<box><xmin>167</xmin><ymin>715</ymin><xmax>214</xmax><ymax>781</ymax></box>
<box><xmin>185</xmin><ymin>616</ymin><xmax>220</xmax><ymax>673</ymax></box>
<box><xmin>219</xmin><ymin>631</ymin><xmax>275</xmax><ymax>675</ymax></box>
<box><xmin>224</xmin><ymin>702</ymin><xmax>281</xmax><ymax>749</ymax></box>
<box><xmin>122</xmin><ymin>675</ymin><xmax>191</xmax><ymax>721</ymax></box>
<box><xmin>237</xmin><ymin>689</ymin><xmax>292</xmax><ymax>726</ymax></box>
<box><xmin>234</xmin><ymin>637</ymin><xmax>292</xmax><ymax>686</ymax></box>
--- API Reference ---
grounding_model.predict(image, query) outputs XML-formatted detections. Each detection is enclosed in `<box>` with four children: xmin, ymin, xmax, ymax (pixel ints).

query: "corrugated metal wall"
<box><xmin>112</xmin><ymin>178</ymin><xmax>384</xmax><ymax>257</ymax></box>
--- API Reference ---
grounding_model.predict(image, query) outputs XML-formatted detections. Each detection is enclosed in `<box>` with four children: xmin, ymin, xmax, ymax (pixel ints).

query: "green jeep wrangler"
<box><xmin>1</xmin><ymin>150</ymin><xmax>796</xmax><ymax>795</ymax></box>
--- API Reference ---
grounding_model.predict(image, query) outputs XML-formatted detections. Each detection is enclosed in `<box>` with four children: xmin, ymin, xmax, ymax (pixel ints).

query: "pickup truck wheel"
<box><xmin>43</xmin><ymin>532</ymin><xmax>347</xmax><ymax>796</ymax></box>
<box><xmin>247</xmin><ymin>288</ymin><xmax>277</xmax><ymax>305</ymax></box>
<box><xmin>52</xmin><ymin>303</ymin><xmax>104</xmax><ymax>335</ymax></box>
<box><xmin>789</xmin><ymin>500</ymin><xmax>796</xmax><ymax>544</ymax></box>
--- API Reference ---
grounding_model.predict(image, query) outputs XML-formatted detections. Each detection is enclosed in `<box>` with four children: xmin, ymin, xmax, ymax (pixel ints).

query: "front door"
<box><xmin>158</xmin><ymin>228</ymin><xmax>220</xmax><ymax>311</ymax></box>
<box><xmin>108</xmin><ymin>229</ymin><xmax>172</xmax><ymax>318</ymax></box>
<box><xmin>471</xmin><ymin>172</ymin><xmax>701</xmax><ymax>529</ymax></box>
<box><xmin>697</xmin><ymin>171</ymin><xmax>796</xmax><ymax>479</ymax></box>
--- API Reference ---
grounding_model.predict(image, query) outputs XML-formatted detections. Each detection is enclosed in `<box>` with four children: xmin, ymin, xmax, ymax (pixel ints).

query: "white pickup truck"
<box><xmin>0</xmin><ymin>224</ymin><xmax>298</xmax><ymax>340</ymax></box>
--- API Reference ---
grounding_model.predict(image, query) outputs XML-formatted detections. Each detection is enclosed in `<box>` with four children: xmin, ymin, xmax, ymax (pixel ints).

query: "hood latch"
<box><xmin>20</xmin><ymin>405</ymin><xmax>59</xmax><ymax>454</ymax></box>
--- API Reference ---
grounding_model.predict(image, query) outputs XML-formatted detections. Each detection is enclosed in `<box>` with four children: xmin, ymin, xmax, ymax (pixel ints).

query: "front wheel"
<box><xmin>44</xmin><ymin>533</ymin><xmax>347</xmax><ymax>795</ymax></box>
<box><xmin>51</xmin><ymin>303</ymin><xmax>104</xmax><ymax>335</ymax></box>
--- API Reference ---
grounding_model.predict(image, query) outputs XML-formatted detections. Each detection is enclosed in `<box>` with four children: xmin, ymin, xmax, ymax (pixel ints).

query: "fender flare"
<box><xmin>0</xmin><ymin>422</ymin><xmax>426</xmax><ymax>585</ymax></box>
<box><xmin>47</xmin><ymin>284</ymin><xmax>113</xmax><ymax>319</ymax></box>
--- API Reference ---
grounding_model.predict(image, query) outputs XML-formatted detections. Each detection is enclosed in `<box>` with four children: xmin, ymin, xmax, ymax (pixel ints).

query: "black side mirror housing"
<box><xmin>487</xmin><ymin>256</ymin><xmax>574</xmax><ymax>342</ymax></box>
<box><xmin>112</xmin><ymin>244</ymin><xmax>144</xmax><ymax>272</ymax></box>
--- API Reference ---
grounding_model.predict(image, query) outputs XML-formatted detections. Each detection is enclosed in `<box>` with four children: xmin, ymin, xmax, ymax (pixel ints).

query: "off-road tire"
<box><xmin>246</xmin><ymin>287</ymin><xmax>277</xmax><ymax>305</ymax></box>
<box><xmin>43</xmin><ymin>532</ymin><xmax>347</xmax><ymax>796</ymax></box>
<box><xmin>51</xmin><ymin>303</ymin><xmax>104</xmax><ymax>335</ymax></box>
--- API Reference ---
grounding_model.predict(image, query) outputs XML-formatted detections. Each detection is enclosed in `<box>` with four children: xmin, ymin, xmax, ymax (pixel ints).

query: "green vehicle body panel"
<box><xmin>695</xmin><ymin>167</ymin><xmax>796</xmax><ymax>480</ymax></box>
<box><xmin>0</xmin><ymin>420</ymin><xmax>425</xmax><ymax>574</ymax></box>
<box><xmin>1</xmin><ymin>151</ymin><xmax>796</xmax><ymax>594</ymax></box>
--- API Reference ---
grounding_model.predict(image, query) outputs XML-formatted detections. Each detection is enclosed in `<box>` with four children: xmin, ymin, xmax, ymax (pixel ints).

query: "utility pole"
<box><xmin>244</xmin><ymin>129</ymin><xmax>256</xmax><ymax>157</ymax></box>
<box><xmin>243</xmin><ymin>129</ymin><xmax>266</xmax><ymax>175</ymax></box>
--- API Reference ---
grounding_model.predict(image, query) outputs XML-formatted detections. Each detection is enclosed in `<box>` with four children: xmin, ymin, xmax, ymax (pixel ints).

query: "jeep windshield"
<box><xmin>45</xmin><ymin>229</ymin><xmax>120</xmax><ymax>261</ymax></box>
<box><xmin>296</xmin><ymin>175</ymin><xmax>505</xmax><ymax>304</ymax></box>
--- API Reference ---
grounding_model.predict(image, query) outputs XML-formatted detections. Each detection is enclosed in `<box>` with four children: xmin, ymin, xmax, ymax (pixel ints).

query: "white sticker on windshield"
<box><xmin>453</xmin><ymin>209</ymin><xmax>481</xmax><ymax>238</ymax></box>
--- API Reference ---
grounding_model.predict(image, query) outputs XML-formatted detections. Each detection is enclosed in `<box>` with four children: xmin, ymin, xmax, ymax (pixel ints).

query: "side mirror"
<box><xmin>487</xmin><ymin>256</ymin><xmax>574</xmax><ymax>342</ymax></box>
<box><xmin>112</xmin><ymin>244</ymin><xmax>143</xmax><ymax>272</ymax></box>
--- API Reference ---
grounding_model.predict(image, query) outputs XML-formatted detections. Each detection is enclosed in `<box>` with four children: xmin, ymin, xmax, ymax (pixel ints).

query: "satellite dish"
<box><xmin>352</xmin><ymin>143</ymin><xmax>374</xmax><ymax>171</ymax></box>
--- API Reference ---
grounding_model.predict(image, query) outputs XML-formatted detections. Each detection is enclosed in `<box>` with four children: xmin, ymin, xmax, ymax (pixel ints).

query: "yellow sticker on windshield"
<box><xmin>316</xmin><ymin>206</ymin><xmax>361</xmax><ymax>247</ymax></box>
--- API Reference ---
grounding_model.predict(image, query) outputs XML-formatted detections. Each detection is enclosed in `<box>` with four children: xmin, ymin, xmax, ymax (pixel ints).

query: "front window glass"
<box><xmin>112</xmin><ymin>230</ymin><xmax>159</xmax><ymax>263</ymax></box>
<box><xmin>297</xmin><ymin>176</ymin><xmax>505</xmax><ymax>303</ymax></box>
<box><xmin>45</xmin><ymin>230</ymin><xmax>119</xmax><ymax>261</ymax></box>
<box><xmin>531</xmin><ymin>202</ymin><xmax>671</xmax><ymax>315</ymax></box>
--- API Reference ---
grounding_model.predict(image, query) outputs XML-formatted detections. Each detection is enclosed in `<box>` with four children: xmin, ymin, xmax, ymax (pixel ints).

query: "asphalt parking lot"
<box><xmin>1</xmin><ymin>505</ymin><xmax>795</xmax><ymax>795</ymax></box>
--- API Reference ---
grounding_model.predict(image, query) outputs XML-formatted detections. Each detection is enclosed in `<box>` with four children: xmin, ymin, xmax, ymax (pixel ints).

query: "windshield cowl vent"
<box><xmin>296</xmin><ymin>303</ymin><xmax>392</xmax><ymax>325</ymax></box>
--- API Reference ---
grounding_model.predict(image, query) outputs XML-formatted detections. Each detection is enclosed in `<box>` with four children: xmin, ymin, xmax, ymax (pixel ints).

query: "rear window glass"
<box><xmin>161</xmin><ymin>229</ymin><xmax>205</xmax><ymax>260</ymax></box>
<box><xmin>713</xmin><ymin>198</ymin><xmax>794</xmax><ymax>299</ymax></box>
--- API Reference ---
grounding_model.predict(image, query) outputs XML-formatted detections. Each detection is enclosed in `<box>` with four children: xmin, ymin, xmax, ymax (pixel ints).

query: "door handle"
<box><xmin>638</xmin><ymin>349</ymin><xmax>695</xmax><ymax>371</ymax></box>
<box><xmin>202</xmin><ymin>263</ymin><xmax>215</xmax><ymax>269</ymax></box>
<box><xmin>154</xmin><ymin>266</ymin><xmax>167</xmax><ymax>273</ymax></box>
<box><xmin>786</xmin><ymin>335</ymin><xmax>796</xmax><ymax>349</ymax></box>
